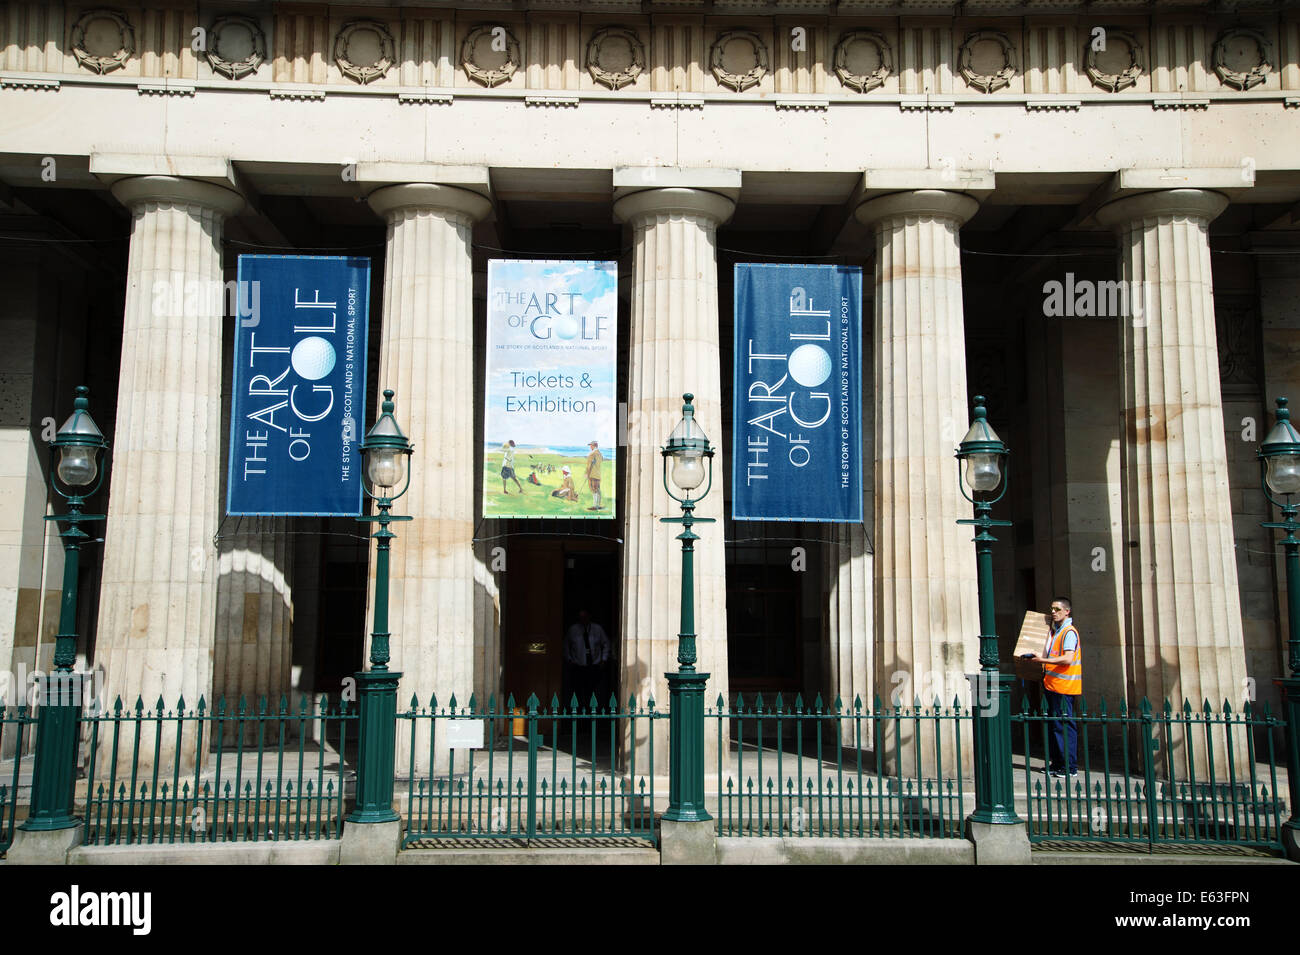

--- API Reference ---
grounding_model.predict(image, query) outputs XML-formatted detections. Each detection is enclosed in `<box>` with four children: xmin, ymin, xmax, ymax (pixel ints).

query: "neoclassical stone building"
<box><xmin>1</xmin><ymin>1</ymin><xmax>1298</xmax><ymax>772</ymax></box>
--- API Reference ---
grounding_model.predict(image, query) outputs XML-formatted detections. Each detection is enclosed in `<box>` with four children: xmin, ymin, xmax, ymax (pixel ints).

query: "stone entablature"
<box><xmin>0</xmin><ymin>3</ymin><xmax>1297</xmax><ymax>99</ymax></box>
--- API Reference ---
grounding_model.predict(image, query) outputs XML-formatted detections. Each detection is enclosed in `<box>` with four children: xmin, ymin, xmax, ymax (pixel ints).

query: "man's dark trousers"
<box><xmin>1045</xmin><ymin>689</ymin><xmax>1078</xmax><ymax>774</ymax></box>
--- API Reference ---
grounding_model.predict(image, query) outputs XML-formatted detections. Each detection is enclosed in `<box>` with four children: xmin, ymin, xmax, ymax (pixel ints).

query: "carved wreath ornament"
<box><xmin>586</xmin><ymin>27</ymin><xmax>645</xmax><ymax>91</ymax></box>
<box><xmin>206</xmin><ymin>16</ymin><xmax>267</xmax><ymax>81</ymax></box>
<box><xmin>1085</xmin><ymin>29</ymin><xmax>1143</xmax><ymax>93</ymax></box>
<box><xmin>334</xmin><ymin>20</ymin><xmax>396</xmax><ymax>84</ymax></box>
<box><xmin>1213</xmin><ymin>28</ymin><xmax>1273</xmax><ymax>91</ymax></box>
<box><xmin>833</xmin><ymin>30</ymin><xmax>892</xmax><ymax>93</ymax></box>
<box><xmin>71</xmin><ymin>9</ymin><xmax>135</xmax><ymax>75</ymax></box>
<box><xmin>462</xmin><ymin>25</ymin><xmax>521</xmax><ymax>88</ymax></box>
<box><xmin>958</xmin><ymin>30</ymin><xmax>1017</xmax><ymax>94</ymax></box>
<box><xmin>710</xmin><ymin>30</ymin><xmax>769</xmax><ymax>93</ymax></box>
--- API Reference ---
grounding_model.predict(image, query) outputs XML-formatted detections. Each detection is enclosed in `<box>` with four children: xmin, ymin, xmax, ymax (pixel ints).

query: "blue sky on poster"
<box><xmin>485</xmin><ymin>260</ymin><xmax>618</xmax><ymax>452</ymax></box>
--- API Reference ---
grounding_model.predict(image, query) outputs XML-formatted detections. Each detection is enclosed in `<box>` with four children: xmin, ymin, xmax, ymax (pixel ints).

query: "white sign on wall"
<box><xmin>446</xmin><ymin>719</ymin><xmax>485</xmax><ymax>750</ymax></box>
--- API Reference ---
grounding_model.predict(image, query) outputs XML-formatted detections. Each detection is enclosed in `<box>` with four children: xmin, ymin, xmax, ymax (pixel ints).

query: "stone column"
<box><xmin>615</xmin><ymin>186</ymin><xmax>733</xmax><ymax>775</ymax></box>
<box><xmin>855</xmin><ymin>190</ymin><xmax>981</xmax><ymax>776</ymax></box>
<box><xmin>95</xmin><ymin>176</ymin><xmax>243</xmax><ymax>770</ymax></box>
<box><xmin>213</xmin><ymin>518</ymin><xmax>294</xmax><ymax>736</ymax></box>
<box><xmin>214</xmin><ymin>321</ymin><xmax>294</xmax><ymax>737</ymax></box>
<box><xmin>1096</xmin><ymin>190</ymin><xmax>1250</xmax><ymax>731</ymax></box>
<box><xmin>366</xmin><ymin>184</ymin><xmax>491</xmax><ymax>774</ymax></box>
<box><xmin>825</xmin><ymin>523</ymin><xmax>872</xmax><ymax>746</ymax></box>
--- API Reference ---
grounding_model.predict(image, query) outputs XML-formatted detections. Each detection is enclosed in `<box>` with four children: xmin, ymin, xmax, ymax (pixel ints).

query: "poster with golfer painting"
<box><xmin>483</xmin><ymin>260</ymin><xmax>618</xmax><ymax>519</ymax></box>
<box><xmin>227</xmin><ymin>255</ymin><xmax>370</xmax><ymax>516</ymax></box>
<box><xmin>732</xmin><ymin>263</ymin><xmax>863</xmax><ymax>522</ymax></box>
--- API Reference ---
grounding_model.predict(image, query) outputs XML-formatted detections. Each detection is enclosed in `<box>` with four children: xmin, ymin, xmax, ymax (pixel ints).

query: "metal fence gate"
<box><xmin>400</xmin><ymin>694</ymin><xmax>662</xmax><ymax>846</ymax></box>
<box><xmin>1013</xmin><ymin>697</ymin><xmax>1288</xmax><ymax>851</ymax></box>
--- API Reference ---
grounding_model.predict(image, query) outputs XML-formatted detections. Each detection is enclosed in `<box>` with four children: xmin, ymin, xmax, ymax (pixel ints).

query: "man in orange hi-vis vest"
<box><xmin>1027</xmin><ymin>597</ymin><xmax>1082</xmax><ymax>778</ymax></box>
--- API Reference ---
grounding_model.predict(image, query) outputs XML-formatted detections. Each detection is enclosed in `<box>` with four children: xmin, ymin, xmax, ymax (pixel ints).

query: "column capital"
<box><xmin>366</xmin><ymin>183</ymin><xmax>493</xmax><ymax>224</ymax></box>
<box><xmin>110</xmin><ymin>175</ymin><xmax>245</xmax><ymax>217</ymax></box>
<box><xmin>613</xmin><ymin>188</ymin><xmax>736</xmax><ymax>226</ymax></box>
<box><xmin>1095</xmin><ymin>188</ymin><xmax>1229</xmax><ymax>230</ymax></box>
<box><xmin>855</xmin><ymin>190</ymin><xmax>980</xmax><ymax>230</ymax></box>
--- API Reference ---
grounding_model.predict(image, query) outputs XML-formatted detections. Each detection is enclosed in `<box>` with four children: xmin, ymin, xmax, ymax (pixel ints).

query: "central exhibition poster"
<box><xmin>483</xmin><ymin>260</ymin><xmax>618</xmax><ymax>519</ymax></box>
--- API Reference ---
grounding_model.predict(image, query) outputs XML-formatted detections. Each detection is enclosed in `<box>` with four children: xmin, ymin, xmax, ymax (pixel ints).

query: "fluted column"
<box><xmin>213</xmin><ymin>518</ymin><xmax>293</xmax><ymax>735</ymax></box>
<box><xmin>96</xmin><ymin>176</ymin><xmax>243</xmax><ymax>769</ymax></box>
<box><xmin>366</xmin><ymin>183</ymin><xmax>491</xmax><ymax>774</ymax></box>
<box><xmin>855</xmin><ymin>190</ymin><xmax>980</xmax><ymax>776</ymax></box>
<box><xmin>825</xmin><ymin>523</ymin><xmax>872</xmax><ymax>745</ymax></box>
<box><xmin>1096</xmin><ymin>190</ymin><xmax>1249</xmax><ymax>733</ymax></box>
<box><xmin>615</xmin><ymin>187</ymin><xmax>733</xmax><ymax>774</ymax></box>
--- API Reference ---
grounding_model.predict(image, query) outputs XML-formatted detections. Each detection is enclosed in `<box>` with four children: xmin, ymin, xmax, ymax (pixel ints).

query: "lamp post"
<box><xmin>21</xmin><ymin>385</ymin><xmax>109</xmax><ymax>833</ymax></box>
<box><xmin>1257</xmin><ymin>396</ymin><xmax>1300</xmax><ymax>859</ymax></box>
<box><xmin>955</xmin><ymin>395</ymin><xmax>1020</xmax><ymax>826</ymax></box>
<box><xmin>349</xmin><ymin>389</ymin><xmax>413</xmax><ymax>824</ymax></box>
<box><xmin>661</xmin><ymin>393</ymin><xmax>715</xmax><ymax>822</ymax></box>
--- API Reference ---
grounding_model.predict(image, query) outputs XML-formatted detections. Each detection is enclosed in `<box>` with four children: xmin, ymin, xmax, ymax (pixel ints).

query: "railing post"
<box><xmin>526</xmin><ymin>694</ymin><xmax>539</xmax><ymax>841</ymax></box>
<box><xmin>349</xmin><ymin>671</ymin><xmax>402</xmax><ymax>825</ymax></box>
<box><xmin>1279</xmin><ymin>678</ymin><xmax>1300</xmax><ymax>861</ymax></box>
<box><xmin>1141</xmin><ymin>698</ymin><xmax>1159</xmax><ymax>851</ymax></box>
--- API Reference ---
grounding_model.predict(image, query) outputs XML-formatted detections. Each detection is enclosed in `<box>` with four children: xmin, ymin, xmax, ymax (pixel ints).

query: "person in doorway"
<box><xmin>500</xmin><ymin>440</ymin><xmax>523</xmax><ymax>495</ymax></box>
<box><xmin>564</xmin><ymin>609</ymin><xmax>610</xmax><ymax>709</ymax></box>
<box><xmin>1027</xmin><ymin>597</ymin><xmax>1082</xmax><ymax>778</ymax></box>
<box><xmin>551</xmin><ymin>465</ymin><xmax>579</xmax><ymax>501</ymax></box>
<box><xmin>585</xmin><ymin>440</ymin><xmax>605</xmax><ymax>511</ymax></box>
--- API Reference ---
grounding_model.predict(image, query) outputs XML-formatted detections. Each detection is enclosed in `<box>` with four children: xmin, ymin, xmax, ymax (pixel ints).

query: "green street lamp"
<box><xmin>349</xmin><ymin>388</ymin><xmax>413</xmax><ymax>825</ymax></box>
<box><xmin>661</xmin><ymin>393</ymin><xmax>715</xmax><ymax>822</ymax></box>
<box><xmin>21</xmin><ymin>385</ymin><xmax>109</xmax><ymax>832</ymax></box>
<box><xmin>955</xmin><ymin>395</ymin><xmax>1020</xmax><ymax>826</ymax></box>
<box><xmin>1258</xmin><ymin>396</ymin><xmax>1300</xmax><ymax>859</ymax></box>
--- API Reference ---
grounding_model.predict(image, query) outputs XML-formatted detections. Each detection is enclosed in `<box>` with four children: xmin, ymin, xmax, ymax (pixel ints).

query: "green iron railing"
<box><xmin>710</xmin><ymin>694</ymin><xmax>969</xmax><ymax>838</ymax></box>
<box><xmin>79</xmin><ymin>694</ymin><xmax>356</xmax><ymax>845</ymax></box>
<box><xmin>1013</xmin><ymin>696</ymin><xmax>1288</xmax><ymax>850</ymax></box>
<box><xmin>400</xmin><ymin>693</ymin><xmax>662</xmax><ymax>846</ymax></box>
<box><xmin>0</xmin><ymin>699</ymin><xmax>33</xmax><ymax>854</ymax></box>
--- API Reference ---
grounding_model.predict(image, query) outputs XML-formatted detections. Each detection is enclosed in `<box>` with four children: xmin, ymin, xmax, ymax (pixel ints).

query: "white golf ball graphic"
<box><xmin>291</xmin><ymin>336</ymin><xmax>336</xmax><ymax>381</ymax></box>
<box><xmin>554</xmin><ymin>316</ymin><xmax>580</xmax><ymax>340</ymax></box>
<box><xmin>787</xmin><ymin>344</ymin><xmax>832</xmax><ymax>388</ymax></box>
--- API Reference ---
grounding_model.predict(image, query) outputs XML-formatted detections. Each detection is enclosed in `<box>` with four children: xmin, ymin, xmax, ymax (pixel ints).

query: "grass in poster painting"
<box><xmin>483</xmin><ymin>449</ymin><xmax>616</xmax><ymax>517</ymax></box>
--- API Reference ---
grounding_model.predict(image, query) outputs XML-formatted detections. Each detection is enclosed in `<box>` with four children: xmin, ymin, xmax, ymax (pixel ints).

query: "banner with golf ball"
<box><xmin>483</xmin><ymin>259</ymin><xmax>618</xmax><ymax>519</ymax></box>
<box><xmin>732</xmin><ymin>263</ymin><xmax>863</xmax><ymax>522</ymax></box>
<box><xmin>227</xmin><ymin>255</ymin><xmax>371</xmax><ymax>516</ymax></box>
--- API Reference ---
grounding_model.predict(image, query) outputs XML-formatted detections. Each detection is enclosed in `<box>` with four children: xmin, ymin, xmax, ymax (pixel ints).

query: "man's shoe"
<box><xmin>1069</xmin><ymin>770</ymin><xmax>1079</xmax><ymax>777</ymax></box>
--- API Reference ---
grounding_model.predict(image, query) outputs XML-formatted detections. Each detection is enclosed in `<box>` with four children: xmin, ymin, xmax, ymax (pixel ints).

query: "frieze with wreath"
<box><xmin>71</xmin><ymin>8</ymin><xmax>135</xmax><ymax>75</ymax></box>
<box><xmin>1085</xmin><ymin>29</ymin><xmax>1144</xmax><ymax>93</ymax></box>
<box><xmin>334</xmin><ymin>20</ymin><xmax>396</xmax><ymax>85</ymax></box>
<box><xmin>1213</xmin><ymin>27</ymin><xmax>1273</xmax><ymax>91</ymax></box>
<box><xmin>586</xmin><ymin>27</ymin><xmax>645</xmax><ymax>91</ymax></box>
<box><xmin>462</xmin><ymin>25</ymin><xmax>522</xmax><ymax>89</ymax></box>
<box><xmin>206</xmin><ymin>16</ymin><xmax>267</xmax><ymax>81</ymax></box>
<box><xmin>958</xmin><ymin>30</ymin><xmax>1017</xmax><ymax>93</ymax></box>
<box><xmin>833</xmin><ymin>30</ymin><xmax>892</xmax><ymax>93</ymax></box>
<box><xmin>710</xmin><ymin>30</ymin><xmax>769</xmax><ymax>93</ymax></box>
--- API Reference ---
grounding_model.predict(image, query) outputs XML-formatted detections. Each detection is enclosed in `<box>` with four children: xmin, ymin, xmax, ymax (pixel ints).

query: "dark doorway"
<box><xmin>502</xmin><ymin>538</ymin><xmax>619</xmax><ymax>707</ymax></box>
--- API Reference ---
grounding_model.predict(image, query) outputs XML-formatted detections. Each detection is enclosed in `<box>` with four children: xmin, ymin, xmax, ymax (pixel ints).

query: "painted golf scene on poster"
<box><xmin>483</xmin><ymin>259</ymin><xmax>618</xmax><ymax>519</ymax></box>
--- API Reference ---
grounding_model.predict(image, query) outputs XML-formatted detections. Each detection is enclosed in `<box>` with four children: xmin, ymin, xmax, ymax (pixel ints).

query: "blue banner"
<box><xmin>227</xmin><ymin>255</ymin><xmax>370</xmax><ymax>516</ymax></box>
<box><xmin>732</xmin><ymin>264</ymin><xmax>863</xmax><ymax>522</ymax></box>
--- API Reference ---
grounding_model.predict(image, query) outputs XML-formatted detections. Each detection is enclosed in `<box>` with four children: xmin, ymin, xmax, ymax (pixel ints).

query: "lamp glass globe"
<box><xmin>57</xmin><ymin>445</ymin><xmax>97</xmax><ymax>487</ymax></box>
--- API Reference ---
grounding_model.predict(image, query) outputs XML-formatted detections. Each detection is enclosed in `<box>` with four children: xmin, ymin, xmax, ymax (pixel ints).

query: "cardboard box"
<box><xmin>1013</xmin><ymin>610</ymin><xmax>1051</xmax><ymax>681</ymax></box>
